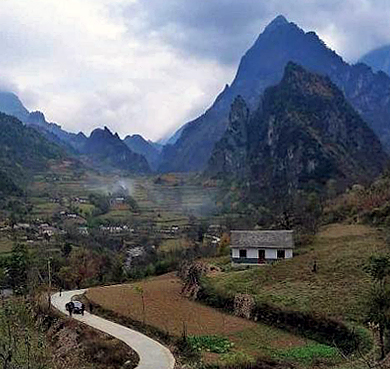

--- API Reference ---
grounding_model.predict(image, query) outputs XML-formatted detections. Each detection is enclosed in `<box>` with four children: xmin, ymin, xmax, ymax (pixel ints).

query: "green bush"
<box><xmin>187</xmin><ymin>335</ymin><xmax>234</xmax><ymax>354</ymax></box>
<box><xmin>274</xmin><ymin>343</ymin><xmax>339</xmax><ymax>364</ymax></box>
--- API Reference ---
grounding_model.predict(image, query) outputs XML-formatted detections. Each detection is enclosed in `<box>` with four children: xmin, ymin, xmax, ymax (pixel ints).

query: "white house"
<box><xmin>230</xmin><ymin>230</ymin><xmax>294</xmax><ymax>265</ymax></box>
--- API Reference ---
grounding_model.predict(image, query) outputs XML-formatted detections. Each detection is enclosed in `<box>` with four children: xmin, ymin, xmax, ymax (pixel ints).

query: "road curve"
<box><xmin>52</xmin><ymin>290</ymin><xmax>175</xmax><ymax>369</ymax></box>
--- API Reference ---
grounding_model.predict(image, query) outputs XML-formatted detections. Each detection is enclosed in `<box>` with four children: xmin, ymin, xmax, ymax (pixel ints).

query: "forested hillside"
<box><xmin>0</xmin><ymin>113</ymin><xmax>63</xmax><ymax>195</ymax></box>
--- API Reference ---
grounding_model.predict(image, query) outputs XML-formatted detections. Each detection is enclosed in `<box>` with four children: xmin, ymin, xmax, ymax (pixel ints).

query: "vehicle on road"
<box><xmin>65</xmin><ymin>301</ymin><xmax>85</xmax><ymax>315</ymax></box>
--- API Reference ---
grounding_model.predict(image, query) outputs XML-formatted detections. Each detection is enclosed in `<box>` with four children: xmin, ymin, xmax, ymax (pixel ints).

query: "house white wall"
<box><xmin>232</xmin><ymin>247</ymin><xmax>293</xmax><ymax>260</ymax></box>
<box><xmin>285</xmin><ymin>249</ymin><xmax>293</xmax><ymax>259</ymax></box>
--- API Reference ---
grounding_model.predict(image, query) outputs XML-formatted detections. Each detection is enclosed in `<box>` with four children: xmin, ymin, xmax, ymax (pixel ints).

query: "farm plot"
<box><xmin>207</xmin><ymin>224</ymin><xmax>386</xmax><ymax>322</ymax></box>
<box><xmin>87</xmin><ymin>274</ymin><xmax>318</xmax><ymax>363</ymax></box>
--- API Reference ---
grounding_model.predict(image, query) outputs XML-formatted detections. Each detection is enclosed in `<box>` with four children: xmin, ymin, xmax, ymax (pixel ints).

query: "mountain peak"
<box><xmin>159</xmin><ymin>15</ymin><xmax>390</xmax><ymax>173</ymax></box>
<box><xmin>0</xmin><ymin>91</ymin><xmax>30</xmax><ymax>122</ymax></box>
<box><xmin>360</xmin><ymin>44</ymin><xmax>390</xmax><ymax>75</ymax></box>
<box><xmin>124</xmin><ymin>134</ymin><xmax>160</xmax><ymax>170</ymax></box>
<box><xmin>130</xmin><ymin>134</ymin><xmax>145</xmax><ymax>141</ymax></box>
<box><xmin>277</xmin><ymin>62</ymin><xmax>337</xmax><ymax>100</ymax></box>
<box><xmin>84</xmin><ymin>126</ymin><xmax>150</xmax><ymax>173</ymax></box>
<box><xmin>264</xmin><ymin>15</ymin><xmax>289</xmax><ymax>31</ymax></box>
<box><xmin>29</xmin><ymin>110</ymin><xmax>46</xmax><ymax>121</ymax></box>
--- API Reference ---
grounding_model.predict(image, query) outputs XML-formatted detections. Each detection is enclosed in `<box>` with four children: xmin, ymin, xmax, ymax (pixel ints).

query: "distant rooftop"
<box><xmin>231</xmin><ymin>230</ymin><xmax>294</xmax><ymax>249</ymax></box>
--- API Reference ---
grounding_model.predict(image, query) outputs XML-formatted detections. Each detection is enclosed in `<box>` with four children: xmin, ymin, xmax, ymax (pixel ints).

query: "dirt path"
<box><xmin>52</xmin><ymin>289</ymin><xmax>175</xmax><ymax>369</ymax></box>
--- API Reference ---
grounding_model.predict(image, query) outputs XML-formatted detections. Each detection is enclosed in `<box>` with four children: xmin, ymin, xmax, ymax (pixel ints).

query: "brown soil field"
<box><xmin>88</xmin><ymin>273</ymin><xmax>257</xmax><ymax>336</ymax></box>
<box><xmin>87</xmin><ymin>273</ymin><xmax>309</xmax><ymax>359</ymax></box>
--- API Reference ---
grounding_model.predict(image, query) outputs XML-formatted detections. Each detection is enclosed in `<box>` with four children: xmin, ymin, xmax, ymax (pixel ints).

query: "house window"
<box><xmin>277</xmin><ymin>249</ymin><xmax>285</xmax><ymax>259</ymax></box>
<box><xmin>239</xmin><ymin>249</ymin><xmax>247</xmax><ymax>258</ymax></box>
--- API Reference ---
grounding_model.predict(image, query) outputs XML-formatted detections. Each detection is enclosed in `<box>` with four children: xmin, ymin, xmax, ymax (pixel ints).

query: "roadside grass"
<box><xmin>87</xmin><ymin>274</ymin><xmax>335</xmax><ymax>366</ymax></box>
<box><xmin>0</xmin><ymin>297</ymin><xmax>52</xmax><ymax>368</ymax></box>
<box><xmin>206</xmin><ymin>224</ymin><xmax>388</xmax><ymax>322</ymax></box>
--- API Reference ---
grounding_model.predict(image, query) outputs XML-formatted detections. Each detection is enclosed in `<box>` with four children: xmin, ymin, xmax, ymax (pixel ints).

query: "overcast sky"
<box><xmin>1</xmin><ymin>0</ymin><xmax>390</xmax><ymax>141</ymax></box>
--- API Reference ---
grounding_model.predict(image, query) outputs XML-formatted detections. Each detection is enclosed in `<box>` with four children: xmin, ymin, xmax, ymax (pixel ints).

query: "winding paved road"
<box><xmin>52</xmin><ymin>290</ymin><xmax>175</xmax><ymax>369</ymax></box>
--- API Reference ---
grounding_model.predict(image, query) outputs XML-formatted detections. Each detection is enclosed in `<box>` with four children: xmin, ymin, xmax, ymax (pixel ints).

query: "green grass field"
<box><xmin>32</xmin><ymin>202</ymin><xmax>63</xmax><ymax>218</ymax></box>
<box><xmin>158</xmin><ymin>238</ymin><xmax>193</xmax><ymax>253</ymax></box>
<box><xmin>78</xmin><ymin>203</ymin><xmax>96</xmax><ymax>215</ymax></box>
<box><xmin>206</xmin><ymin>224</ymin><xmax>387</xmax><ymax>322</ymax></box>
<box><xmin>0</xmin><ymin>235</ymin><xmax>13</xmax><ymax>254</ymax></box>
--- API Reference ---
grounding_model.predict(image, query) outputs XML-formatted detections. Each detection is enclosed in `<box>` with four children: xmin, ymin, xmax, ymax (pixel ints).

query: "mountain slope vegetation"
<box><xmin>207</xmin><ymin>63</ymin><xmax>388</xmax><ymax>212</ymax></box>
<box><xmin>0</xmin><ymin>92</ymin><xmax>85</xmax><ymax>152</ymax></box>
<box><xmin>0</xmin><ymin>112</ymin><xmax>63</xmax><ymax>195</ymax></box>
<box><xmin>0</xmin><ymin>93</ymin><xmax>152</xmax><ymax>174</ymax></box>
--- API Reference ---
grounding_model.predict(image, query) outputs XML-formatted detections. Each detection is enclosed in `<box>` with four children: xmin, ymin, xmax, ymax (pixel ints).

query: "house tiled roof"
<box><xmin>231</xmin><ymin>230</ymin><xmax>294</xmax><ymax>249</ymax></box>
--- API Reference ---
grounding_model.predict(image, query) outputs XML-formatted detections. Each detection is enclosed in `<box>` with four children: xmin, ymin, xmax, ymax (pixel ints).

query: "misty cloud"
<box><xmin>0</xmin><ymin>0</ymin><xmax>390</xmax><ymax>140</ymax></box>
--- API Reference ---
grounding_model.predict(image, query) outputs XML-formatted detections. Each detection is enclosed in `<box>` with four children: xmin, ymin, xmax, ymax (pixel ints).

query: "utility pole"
<box><xmin>48</xmin><ymin>258</ymin><xmax>52</xmax><ymax>309</ymax></box>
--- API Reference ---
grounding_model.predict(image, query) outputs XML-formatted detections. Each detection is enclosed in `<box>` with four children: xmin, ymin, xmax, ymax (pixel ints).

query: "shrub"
<box><xmin>187</xmin><ymin>335</ymin><xmax>234</xmax><ymax>354</ymax></box>
<box><xmin>273</xmin><ymin>343</ymin><xmax>339</xmax><ymax>364</ymax></box>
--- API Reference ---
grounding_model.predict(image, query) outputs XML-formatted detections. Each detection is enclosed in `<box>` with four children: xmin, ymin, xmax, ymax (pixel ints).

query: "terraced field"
<box><xmin>132</xmin><ymin>174</ymin><xmax>220</xmax><ymax>226</ymax></box>
<box><xmin>28</xmin><ymin>162</ymin><xmax>223</xmax><ymax>225</ymax></box>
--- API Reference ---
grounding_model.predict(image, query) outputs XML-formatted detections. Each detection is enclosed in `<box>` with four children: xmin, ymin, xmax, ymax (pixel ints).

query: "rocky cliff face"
<box><xmin>159</xmin><ymin>15</ymin><xmax>390</xmax><ymax>172</ymax></box>
<box><xmin>207</xmin><ymin>96</ymin><xmax>250</xmax><ymax>177</ymax></box>
<box><xmin>208</xmin><ymin>63</ymin><xmax>388</xmax><ymax>199</ymax></box>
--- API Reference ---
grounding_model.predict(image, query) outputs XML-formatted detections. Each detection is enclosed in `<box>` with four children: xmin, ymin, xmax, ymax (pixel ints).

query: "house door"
<box><xmin>277</xmin><ymin>249</ymin><xmax>286</xmax><ymax>259</ymax></box>
<box><xmin>258</xmin><ymin>249</ymin><xmax>265</xmax><ymax>264</ymax></box>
